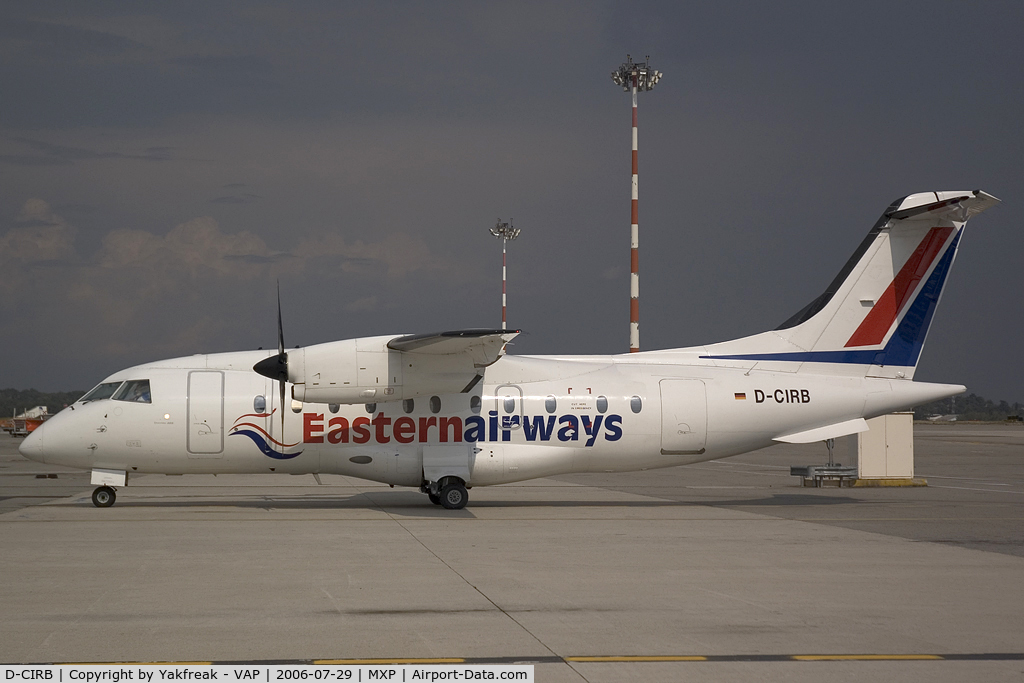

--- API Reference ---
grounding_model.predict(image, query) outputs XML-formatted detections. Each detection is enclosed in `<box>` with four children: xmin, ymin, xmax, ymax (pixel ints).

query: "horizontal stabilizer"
<box><xmin>773</xmin><ymin>418</ymin><xmax>869</xmax><ymax>444</ymax></box>
<box><xmin>886</xmin><ymin>190</ymin><xmax>999</xmax><ymax>222</ymax></box>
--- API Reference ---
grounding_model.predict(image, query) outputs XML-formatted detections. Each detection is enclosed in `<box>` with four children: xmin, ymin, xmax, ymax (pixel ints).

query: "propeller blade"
<box><xmin>276</xmin><ymin>281</ymin><xmax>287</xmax><ymax>444</ymax></box>
<box><xmin>254</xmin><ymin>282</ymin><xmax>289</xmax><ymax>381</ymax></box>
<box><xmin>250</xmin><ymin>281</ymin><xmax>291</xmax><ymax>446</ymax></box>
<box><xmin>277</xmin><ymin>281</ymin><xmax>284</xmax><ymax>357</ymax></box>
<box><xmin>279</xmin><ymin>374</ymin><xmax>287</xmax><ymax>442</ymax></box>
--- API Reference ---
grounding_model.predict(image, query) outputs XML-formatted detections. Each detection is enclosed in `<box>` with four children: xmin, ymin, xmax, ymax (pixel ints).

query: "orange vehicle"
<box><xmin>2</xmin><ymin>411</ymin><xmax>50</xmax><ymax>437</ymax></box>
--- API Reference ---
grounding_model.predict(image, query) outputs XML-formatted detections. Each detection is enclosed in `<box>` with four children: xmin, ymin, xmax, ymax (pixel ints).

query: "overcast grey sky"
<box><xmin>2</xmin><ymin>1</ymin><xmax>1022</xmax><ymax>403</ymax></box>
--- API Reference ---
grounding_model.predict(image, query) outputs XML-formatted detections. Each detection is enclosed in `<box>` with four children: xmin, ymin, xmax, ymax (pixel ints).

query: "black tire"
<box><xmin>428</xmin><ymin>492</ymin><xmax>442</xmax><ymax>506</ymax></box>
<box><xmin>440</xmin><ymin>482</ymin><xmax>468</xmax><ymax>510</ymax></box>
<box><xmin>92</xmin><ymin>486</ymin><xmax>116</xmax><ymax>508</ymax></box>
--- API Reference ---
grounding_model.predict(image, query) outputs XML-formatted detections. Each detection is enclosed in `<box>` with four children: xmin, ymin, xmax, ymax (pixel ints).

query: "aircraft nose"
<box><xmin>19</xmin><ymin>426</ymin><xmax>44</xmax><ymax>463</ymax></box>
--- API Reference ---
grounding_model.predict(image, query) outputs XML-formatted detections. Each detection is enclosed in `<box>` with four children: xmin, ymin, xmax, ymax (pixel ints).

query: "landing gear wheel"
<box><xmin>92</xmin><ymin>486</ymin><xmax>116</xmax><ymax>508</ymax></box>
<box><xmin>440</xmin><ymin>482</ymin><xmax>468</xmax><ymax>510</ymax></box>
<box><xmin>428</xmin><ymin>492</ymin><xmax>441</xmax><ymax>506</ymax></box>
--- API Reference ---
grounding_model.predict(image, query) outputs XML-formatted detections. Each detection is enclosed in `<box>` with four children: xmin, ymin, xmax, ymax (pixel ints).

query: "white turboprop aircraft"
<box><xmin>20</xmin><ymin>191</ymin><xmax>998</xmax><ymax>509</ymax></box>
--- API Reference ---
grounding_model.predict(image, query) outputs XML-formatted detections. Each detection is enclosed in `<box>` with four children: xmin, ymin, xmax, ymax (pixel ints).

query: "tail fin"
<box><xmin>702</xmin><ymin>190</ymin><xmax>999</xmax><ymax>378</ymax></box>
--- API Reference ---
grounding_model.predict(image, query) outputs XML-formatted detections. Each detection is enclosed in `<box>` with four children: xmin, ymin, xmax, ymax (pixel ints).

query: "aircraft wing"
<box><xmin>388</xmin><ymin>329</ymin><xmax>520</xmax><ymax>368</ymax></box>
<box><xmin>288</xmin><ymin>329</ymin><xmax>520</xmax><ymax>404</ymax></box>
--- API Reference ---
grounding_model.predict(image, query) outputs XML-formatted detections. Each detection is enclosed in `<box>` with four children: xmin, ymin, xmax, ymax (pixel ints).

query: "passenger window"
<box><xmin>596</xmin><ymin>396</ymin><xmax>608</xmax><ymax>414</ymax></box>
<box><xmin>630</xmin><ymin>395</ymin><xmax>643</xmax><ymax>413</ymax></box>
<box><xmin>545</xmin><ymin>395</ymin><xmax>557</xmax><ymax>414</ymax></box>
<box><xmin>328</xmin><ymin>403</ymin><xmax>340</xmax><ymax>414</ymax></box>
<box><xmin>430</xmin><ymin>396</ymin><xmax>441</xmax><ymax>414</ymax></box>
<box><xmin>254</xmin><ymin>395</ymin><xmax>266</xmax><ymax>413</ymax></box>
<box><xmin>291</xmin><ymin>399</ymin><xmax>303</xmax><ymax>413</ymax></box>
<box><xmin>503</xmin><ymin>397</ymin><xmax>515</xmax><ymax>413</ymax></box>
<box><xmin>81</xmin><ymin>382</ymin><xmax>123</xmax><ymax>403</ymax></box>
<box><xmin>403</xmin><ymin>398</ymin><xmax>415</xmax><ymax>414</ymax></box>
<box><xmin>365</xmin><ymin>403</ymin><xmax>376</xmax><ymax>413</ymax></box>
<box><xmin>113</xmin><ymin>380</ymin><xmax>151</xmax><ymax>404</ymax></box>
<box><xmin>470</xmin><ymin>395</ymin><xmax>481</xmax><ymax>414</ymax></box>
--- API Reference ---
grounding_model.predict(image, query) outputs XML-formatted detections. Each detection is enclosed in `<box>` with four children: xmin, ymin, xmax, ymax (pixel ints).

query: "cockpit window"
<box><xmin>80</xmin><ymin>382</ymin><xmax>123</xmax><ymax>403</ymax></box>
<box><xmin>112</xmin><ymin>379</ymin><xmax>152</xmax><ymax>404</ymax></box>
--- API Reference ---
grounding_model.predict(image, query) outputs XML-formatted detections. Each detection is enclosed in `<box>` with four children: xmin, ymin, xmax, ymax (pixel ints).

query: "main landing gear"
<box><xmin>91</xmin><ymin>486</ymin><xmax>116</xmax><ymax>508</ymax></box>
<box><xmin>422</xmin><ymin>477</ymin><xmax>469</xmax><ymax>510</ymax></box>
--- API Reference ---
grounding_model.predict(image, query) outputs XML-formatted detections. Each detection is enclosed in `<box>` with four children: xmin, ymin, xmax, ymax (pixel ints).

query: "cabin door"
<box><xmin>187</xmin><ymin>371</ymin><xmax>225</xmax><ymax>457</ymax></box>
<box><xmin>659</xmin><ymin>379</ymin><xmax>707</xmax><ymax>455</ymax></box>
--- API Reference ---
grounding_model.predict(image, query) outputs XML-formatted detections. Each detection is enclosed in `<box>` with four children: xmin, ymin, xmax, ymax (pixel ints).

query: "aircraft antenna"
<box><xmin>489</xmin><ymin>219</ymin><xmax>520</xmax><ymax>330</ymax></box>
<box><xmin>611</xmin><ymin>54</ymin><xmax>662</xmax><ymax>352</ymax></box>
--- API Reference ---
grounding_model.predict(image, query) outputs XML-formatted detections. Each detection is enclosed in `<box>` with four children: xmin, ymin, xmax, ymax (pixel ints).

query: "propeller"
<box><xmin>253</xmin><ymin>282</ymin><xmax>289</xmax><ymax>441</ymax></box>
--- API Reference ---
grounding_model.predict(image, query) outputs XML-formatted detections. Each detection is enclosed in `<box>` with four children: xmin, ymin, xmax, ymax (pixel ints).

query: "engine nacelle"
<box><xmin>288</xmin><ymin>335</ymin><xmax>481</xmax><ymax>405</ymax></box>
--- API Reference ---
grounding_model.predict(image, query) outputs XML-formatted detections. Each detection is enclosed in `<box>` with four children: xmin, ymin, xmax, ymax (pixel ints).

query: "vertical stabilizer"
<box><xmin>701</xmin><ymin>190</ymin><xmax>999</xmax><ymax>378</ymax></box>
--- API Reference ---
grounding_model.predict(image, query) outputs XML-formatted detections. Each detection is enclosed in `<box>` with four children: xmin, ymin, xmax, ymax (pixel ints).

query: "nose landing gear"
<box><xmin>91</xmin><ymin>486</ymin><xmax>116</xmax><ymax>507</ymax></box>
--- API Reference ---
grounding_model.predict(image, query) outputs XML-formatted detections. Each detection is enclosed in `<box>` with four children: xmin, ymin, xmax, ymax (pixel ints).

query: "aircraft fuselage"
<box><xmin>25</xmin><ymin>348</ymin><xmax>950</xmax><ymax>488</ymax></box>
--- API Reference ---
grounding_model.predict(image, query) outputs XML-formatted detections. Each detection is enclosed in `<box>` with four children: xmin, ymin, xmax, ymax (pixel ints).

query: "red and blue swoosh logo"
<box><xmin>229</xmin><ymin>410</ymin><xmax>303</xmax><ymax>460</ymax></box>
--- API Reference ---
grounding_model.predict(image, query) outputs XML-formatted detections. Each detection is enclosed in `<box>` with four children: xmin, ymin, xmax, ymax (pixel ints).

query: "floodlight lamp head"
<box><xmin>489</xmin><ymin>218</ymin><xmax>521</xmax><ymax>242</ymax></box>
<box><xmin>611</xmin><ymin>55</ymin><xmax>661</xmax><ymax>93</ymax></box>
<box><xmin>490</xmin><ymin>219</ymin><xmax>519</xmax><ymax>241</ymax></box>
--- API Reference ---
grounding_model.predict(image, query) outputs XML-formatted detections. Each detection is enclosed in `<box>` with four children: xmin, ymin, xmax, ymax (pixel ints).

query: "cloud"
<box><xmin>0</xmin><ymin>138</ymin><xmax>174</xmax><ymax>167</ymax></box>
<box><xmin>0</xmin><ymin>201</ymin><xmax>458</xmax><ymax>369</ymax></box>
<box><xmin>0</xmin><ymin>17</ymin><xmax>147</xmax><ymax>63</ymax></box>
<box><xmin>0</xmin><ymin>199</ymin><xmax>76</xmax><ymax>262</ymax></box>
<box><xmin>293</xmin><ymin>232</ymin><xmax>442</xmax><ymax>279</ymax></box>
<box><xmin>0</xmin><ymin>207</ymin><xmax>449</xmax><ymax>286</ymax></box>
<box><xmin>211</xmin><ymin>193</ymin><xmax>259</xmax><ymax>204</ymax></box>
<box><xmin>0</xmin><ymin>153</ymin><xmax>70</xmax><ymax>167</ymax></box>
<box><xmin>345</xmin><ymin>296</ymin><xmax>379</xmax><ymax>312</ymax></box>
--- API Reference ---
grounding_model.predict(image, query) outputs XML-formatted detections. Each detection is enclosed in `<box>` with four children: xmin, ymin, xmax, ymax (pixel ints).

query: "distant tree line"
<box><xmin>0</xmin><ymin>388</ymin><xmax>86</xmax><ymax>419</ymax></box>
<box><xmin>912</xmin><ymin>393</ymin><xmax>1023</xmax><ymax>421</ymax></box>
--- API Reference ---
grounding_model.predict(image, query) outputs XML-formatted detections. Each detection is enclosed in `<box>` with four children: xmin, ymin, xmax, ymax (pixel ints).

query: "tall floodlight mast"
<box><xmin>489</xmin><ymin>219</ymin><xmax>520</xmax><ymax>330</ymax></box>
<box><xmin>611</xmin><ymin>55</ymin><xmax>662</xmax><ymax>352</ymax></box>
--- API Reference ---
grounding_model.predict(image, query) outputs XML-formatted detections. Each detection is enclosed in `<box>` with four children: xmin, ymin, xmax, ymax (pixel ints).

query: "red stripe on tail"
<box><xmin>845</xmin><ymin>227</ymin><xmax>953</xmax><ymax>347</ymax></box>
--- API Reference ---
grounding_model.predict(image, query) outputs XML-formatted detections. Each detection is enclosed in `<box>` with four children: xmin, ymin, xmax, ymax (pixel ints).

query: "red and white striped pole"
<box><xmin>502</xmin><ymin>238</ymin><xmax>508</xmax><ymax>330</ymax></box>
<box><xmin>489</xmin><ymin>220</ymin><xmax>520</xmax><ymax>331</ymax></box>
<box><xmin>629</xmin><ymin>73</ymin><xmax>640</xmax><ymax>352</ymax></box>
<box><xmin>612</xmin><ymin>55</ymin><xmax>661</xmax><ymax>354</ymax></box>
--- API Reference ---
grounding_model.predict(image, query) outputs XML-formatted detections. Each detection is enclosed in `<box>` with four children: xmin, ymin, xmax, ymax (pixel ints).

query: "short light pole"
<box><xmin>489</xmin><ymin>219</ymin><xmax>520</xmax><ymax>330</ymax></box>
<box><xmin>611</xmin><ymin>54</ymin><xmax>662</xmax><ymax>352</ymax></box>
